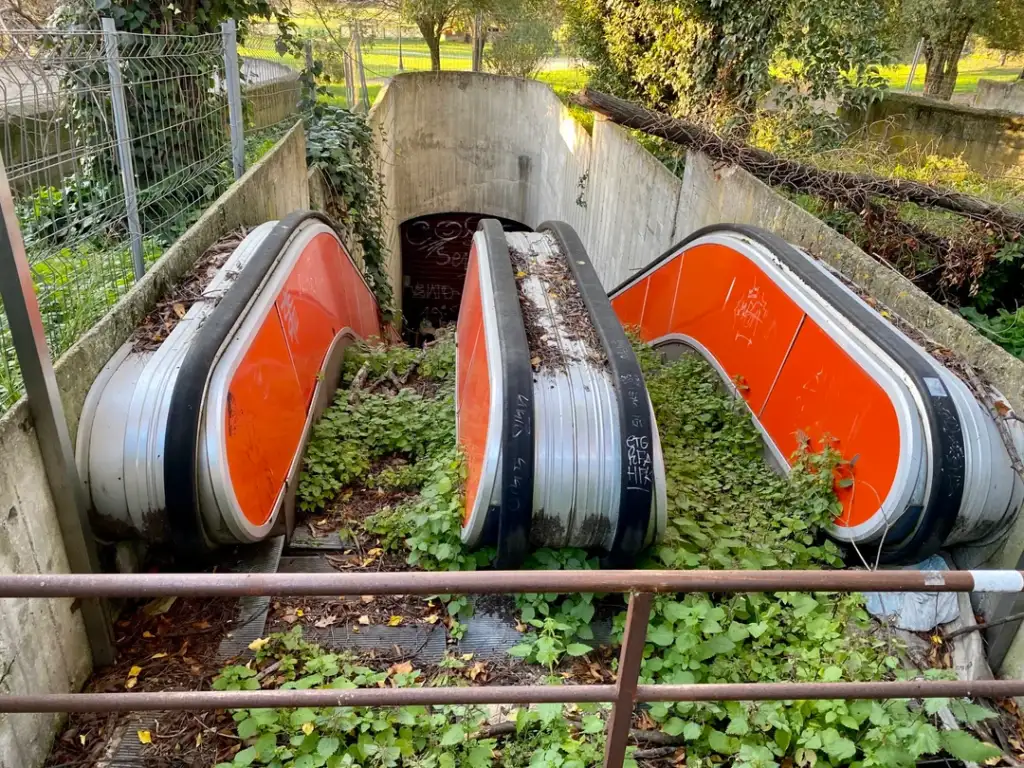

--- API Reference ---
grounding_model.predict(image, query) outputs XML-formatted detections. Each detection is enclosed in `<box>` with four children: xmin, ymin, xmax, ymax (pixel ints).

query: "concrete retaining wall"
<box><xmin>974</xmin><ymin>79</ymin><xmax>1024</xmax><ymax>114</ymax></box>
<box><xmin>371</xmin><ymin>71</ymin><xmax>1024</xmax><ymax>674</ymax></box>
<box><xmin>0</xmin><ymin>120</ymin><xmax>308</xmax><ymax>768</ymax></box>
<box><xmin>846</xmin><ymin>91</ymin><xmax>1024</xmax><ymax>174</ymax></box>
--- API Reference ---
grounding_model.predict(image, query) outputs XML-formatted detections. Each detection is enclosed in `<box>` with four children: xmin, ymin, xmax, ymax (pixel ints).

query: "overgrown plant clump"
<box><xmin>213</xmin><ymin>626</ymin><xmax>624</xmax><ymax>768</ymax></box>
<box><xmin>286</xmin><ymin>339</ymin><xmax>1003</xmax><ymax>766</ymax></box>
<box><xmin>305</xmin><ymin>106</ymin><xmax>393</xmax><ymax>314</ymax></box>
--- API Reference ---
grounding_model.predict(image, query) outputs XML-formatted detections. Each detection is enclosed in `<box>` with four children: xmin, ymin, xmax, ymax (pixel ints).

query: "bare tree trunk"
<box><xmin>1000</xmin><ymin>50</ymin><xmax>1009</xmax><ymax>66</ymax></box>
<box><xmin>921</xmin><ymin>17</ymin><xmax>972</xmax><ymax>100</ymax></box>
<box><xmin>417</xmin><ymin>19</ymin><xmax>442</xmax><ymax>70</ymax></box>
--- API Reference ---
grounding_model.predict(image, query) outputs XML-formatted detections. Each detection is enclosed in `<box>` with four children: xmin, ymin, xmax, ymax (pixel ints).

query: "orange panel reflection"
<box><xmin>759</xmin><ymin>319</ymin><xmax>901</xmax><ymax>529</ymax></box>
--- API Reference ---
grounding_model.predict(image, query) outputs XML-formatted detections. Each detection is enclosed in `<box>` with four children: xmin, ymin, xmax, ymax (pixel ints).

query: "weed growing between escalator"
<box><xmin>291</xmin><ymin>338</ymin><xmax>1004</xmax><ymax>766</ymax></box>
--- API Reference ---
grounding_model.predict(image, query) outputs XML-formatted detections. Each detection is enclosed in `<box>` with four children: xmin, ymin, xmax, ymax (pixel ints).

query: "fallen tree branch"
<box><xmin>945</xmin><ymin>610</ymin><xmax>1024</xmax><ymax>641</ymax></box>
<box><xmin>633</xmin><ymin>745</ymin><xmax>680</xmax><ymax>760</ymax></box>
<box><xmin>347</xmin><ymin>362</ymin><xmax>371</xmax><ymax>404</ymax></box>
<box><xmin>573</xmin><ymin>88</ymin><xmax>1024</xmax><ymax>234</ymax></box>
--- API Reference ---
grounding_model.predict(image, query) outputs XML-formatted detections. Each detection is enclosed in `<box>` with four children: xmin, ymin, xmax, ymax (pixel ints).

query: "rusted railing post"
<box><xmin>604</xmin><ymin>591</ymin><xmax>652</xmax><ymax>768</ymax></box>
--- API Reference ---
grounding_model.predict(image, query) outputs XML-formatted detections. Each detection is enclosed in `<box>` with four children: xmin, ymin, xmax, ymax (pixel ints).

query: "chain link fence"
<box><xmin>0</xmin><ymin>23</ymin><xmax>304</xmax><ymax>412</ymax></box>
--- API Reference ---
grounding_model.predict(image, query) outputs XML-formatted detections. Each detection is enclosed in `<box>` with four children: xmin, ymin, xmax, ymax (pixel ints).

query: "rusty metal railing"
<box><xmin>6</xmin><ymin>568</ymin><xmax>1024</xmax><ymax>768</ymax></box>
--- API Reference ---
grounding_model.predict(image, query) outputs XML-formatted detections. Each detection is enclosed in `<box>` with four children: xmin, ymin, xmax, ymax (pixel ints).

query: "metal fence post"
<box><xmin>0</xmin><ymin>156</ymin><xmax>115</xmax><ymax>666</ymax></box>
<box><xmin>604</xmin><ymin>592</ymin><xmax>652</xmax><ymax>768</ymax></box>
<box><xmin>222</xmin><ymin>19</ymin><xmax>245</xmax><ymax>180</ymax></box>
<box><xmin>344</xmin><ymin>37</ymin><xmax>356</xmax><ymax>109</ymax></box>
<box><xmin>904</xmin><ymin>38</ymin><xmax>924</xmax><ymax>93</ymax></box>
<box><xmin>472</xmin><ymin>11</ymin><xmax>484</xmax><ymax>72</ymax></box>
<box><xmin>353</xmin><ymin>21</ymin><xmax>371</xmax><ymax>112</ymax></box>
<box><xmin>100</xmin><ymin>17</ymin><xmax>145</xmax><ymax>281</ymax></box>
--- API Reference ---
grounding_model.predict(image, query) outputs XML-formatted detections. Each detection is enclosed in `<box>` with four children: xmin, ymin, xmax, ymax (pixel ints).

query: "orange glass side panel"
<box><xmin>225</xmin><ymin>313</ymin><xmax>307</xmax><ymax>526</ymax></box>
<box><xmin>457</xmin><ymin>247</ymin><xmax>491</xmax><ymax>524</ymax></box>
<box><xmin>277</xmin><ymin>234</ymin><xmax>347</xmax><ymax>406</ymax></box>
<box><xmin>611</xmin><ymin>276</ymin><xmax>649</xmax><ymax>332</ymax></box>
<box><xmin>758</xmin><ymin>319</ymin><xmax>901</xmax><ymax>529</ymax></box>
<box><xmin>669</xmin><ymin>243</ymin><xmax>805</xmax><ymax>414</ymax></box>
<box><xmin>638</xmin><ymin>257</ymin><xmax>681</xmax><ymax>341</ymax></box>
<box><xmin>224</xmin><ymin>229</ymin><xmax>381</xmax><ymax>527</ymax></box>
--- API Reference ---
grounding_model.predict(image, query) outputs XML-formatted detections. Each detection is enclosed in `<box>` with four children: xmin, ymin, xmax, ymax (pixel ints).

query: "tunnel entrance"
<box><xmin>400</xmin><ymin>212</ymin><xmax>530</xmax><ymax>344</ymax></box>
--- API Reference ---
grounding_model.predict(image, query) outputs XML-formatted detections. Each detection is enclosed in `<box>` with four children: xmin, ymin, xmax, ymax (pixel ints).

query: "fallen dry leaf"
<box><xmin>389</xmin><ymin>661</ymin><xmax>414</xmax><ymax>676</ymax></box>
<box><xmin>172</xmin><ymin>303</ymin><xmax>187</xmax><ymax>318</ymax></box>
<box><xmin>388</xmin><ymin>616</ymin><xmax>403</xmax><ymax>627</ymax></box>
<box><xmin>142</xmin><ymin>596</ymin><xmax>176</xmax><ymax>617</ymax></box>
<box><xmin>142</xmin><ymin>631</ymin><xmax>154</xmax><ymax>639</ymax></box>
<box><xmin>424</xmin><ymin>614</ymin><xmax>440</xmax><ymax>624</ymax></box>
<box><xmin>301</xmin><ymin>722</ymin><xmax>315</xmax><ymax>736</ymax></box>
<box><xmin>314</xmin><ymin>615</ymin><xmax>339</xmax><ymax>629</ymax></box>
<box><xmin>280</xmin><ymin>612</ymin><xmax>300</xmax><ymax>625</ymax></box>
<box><xmin>137</xmin><ymin>730</ymin><xmax>152</xmax><ymax>745</ymax></box>
<box><xmin>461</xmin><ymin>653</ymin><xmax>473</xmax><ymax>661</ymax></box>
<box><xmin>467</xmin><ymin>661</ymin><xmax>487</xmax><ymax>681</ymax></box>
<box><xmin>79</xmin><ymin>735</ymin><xmax>86</xmax><ymax>746</ymax></box>
<box><xmin>358</xmin><ymin>615</ymin><xmax>371</xmax><ymax>626</ymax></box>
<box><xmin>150</xmin><ymin>652</ymin><xmax>168</xmax><ymax>660</ymax></box>
<box><xmin>361</xmin><ymin>595</ymin><xmax>375</xmax><ymax>604</ymax></box>
<box><xmin>248</xmin><ymin>637</ymin><xmax>269</xmax><ymax>652</ymax></box>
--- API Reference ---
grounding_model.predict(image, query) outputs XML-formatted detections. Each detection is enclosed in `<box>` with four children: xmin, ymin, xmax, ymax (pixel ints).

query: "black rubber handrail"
<box><xmin>478</xmin><ymin>219</ymin><xmax>535</xmax><ymax>568</ymax></box>
<box><xmin>541</xmin><ymin>220</ymin><xmax>656</xmax><ymax>567</ymax></box>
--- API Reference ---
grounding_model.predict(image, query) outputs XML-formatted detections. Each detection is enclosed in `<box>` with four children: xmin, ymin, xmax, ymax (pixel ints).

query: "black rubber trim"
<box><xmin>540</xmin><ymin>220</ymin><xmax>656</xmax><ymax>567</ymax></box>
<box><xmin>479</xmin><ymin>219</ymin><xmax>534</xmax><ymax>568</ymax></box>
<box><xmin>611</xmin><ymin>223</ymin><xmax>965</xmax><ymax>565</ymax></box>
<box><xmin>164</xmin><ymin>211</ymin><xmax>361</xmax><ymax>559</ymax></box>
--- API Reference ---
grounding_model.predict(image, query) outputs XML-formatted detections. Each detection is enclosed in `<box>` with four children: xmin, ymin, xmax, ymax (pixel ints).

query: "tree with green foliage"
<box><xmin>559</xmin><ymin>0</ymin><xmax>894</xmax><ymax>126</ymax></box>
<box><xmin>977</xmin><ymin>0</ymin><xmax>1024</xmax><ymax>77</ymax></box>
<box><xmin>480</xmin><ymin>0</ymin><xmax>558</xmax><ymax>77</ymax></box>
<box><xmin>901</xmin><ymin>0</ymin><xmax>1024</xmax><ymax>99</ymax></box>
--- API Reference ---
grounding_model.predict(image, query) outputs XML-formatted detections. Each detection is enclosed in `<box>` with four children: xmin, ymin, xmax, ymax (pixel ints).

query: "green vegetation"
<box><xmin>214</xmin><ymin>627</ymin><xmax>622</xmax><ymax>768</ymax></box>
<box><xmin>879</xmin><ymin>50</ymin><xmax>1024</xmax><ymax>94</ymax></box>
<box><xmin>275</xmin><ymin>337</ymin><xmax>1005</xmax><ymax>766</ymax></box>
<box><xmin>304</xmin><ymin>105</ymin><xmax>393</xmax><ymax>312</ymax></box>
<box><xmin>536</xmin><ymin>68</ymin><xmax>594</xmax><ymax>130</ymax></box>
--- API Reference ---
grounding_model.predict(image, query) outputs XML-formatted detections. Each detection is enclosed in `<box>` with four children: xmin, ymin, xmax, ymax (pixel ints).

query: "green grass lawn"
<box><xmin>318</xmin><ymin>82</ymin><xmax>383</xmax><ymax>109</ymax></box>
<box><xmin>880</xmin><ymin>52</ymin><xmax>1024</xmax><ymax>95</ymax></box>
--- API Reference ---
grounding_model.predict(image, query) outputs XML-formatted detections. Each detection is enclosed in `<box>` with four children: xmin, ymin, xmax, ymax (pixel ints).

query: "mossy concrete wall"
<box><xmin>974</xmin><ymin>79</ymin><xmax>1024</xmax><ymax>114</ymax></box>
<box><xmin>0</xmin><ymin>120</ymin><xmax>308</xmax><ymax>768</ymax></box>
<box><xmin>848</xmin><ymin>91</ymin><xmax>1024</xmax><ymax>174</ymax></box>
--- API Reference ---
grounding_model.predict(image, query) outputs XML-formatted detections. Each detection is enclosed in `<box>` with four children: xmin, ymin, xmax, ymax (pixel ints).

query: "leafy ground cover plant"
<box><xmin>277</xmin><ymin>337</ymin><xmax>1004</xmax><ymax>766</ymax></box>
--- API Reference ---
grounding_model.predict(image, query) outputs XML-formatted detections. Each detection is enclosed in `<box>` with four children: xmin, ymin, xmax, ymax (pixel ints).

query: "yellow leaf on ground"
<box><xmin>301</xmin><ymin>722</ymin><xmax>314</xmax><ymax>736</ymax></box>
<box><xmin>79</xmin><ymin>735</ymin><xmax>86</xmax><ymax>746</ymax></box>
<box><xmin>389</xmin><ymin>661</ymin><xmax>414</xmax><ymax>676</ymax></box>
<box><xmin>125</xmin><ymin>678</ymin><xmax>138</xmax><ymax>690</ymax></box>
<box><xmin>424</xmin><ymin>614</ymin><xmax>440</xmax><ymax>624</ymax></box>
<box><xmin>195</xmin><ymin>732</ymin><xmax>203</xmax><ymax>747</ymax></box>
<box><xmin>461</xmin><ymin>653</ymin><xmax>474</xmax><ymax>661</ymax></box>
<box><xmin>150</xmin><ymin>653</ymin><xmax>168</xmax><ymax>659</ymax></box>
<box><xmin>142</xmin><ymin>631</ymin><xmax>154</xmax><ymax>639</ymax></box>
<box><xmin>248</xmin><ymin>638</ymin><xmax>268</xmax><ymax>652</ymax></box>
<box><xmin>388</xmin><ymin>616</ymin><xmax>403</xmax><ymax>626</ymax></box>
<box><xmin>172</xmin><ymin>303</ymin><xmax>187</xmax><ymax>318</ymax></box>
<box><xmin>128</xmin><ymin>665</ymin><xmax>143</xmax><ymax>677</ymax></box>
<box><xmin>358</xmin><ymin>615</ymin><xmax>371</xmax><ymax>625</ymax></box>
<box><xmin>137</xmin><ymin>730</ymin><xmax>152</xmax><ymax>744</ymax></box>
<box><xmin>295</xmin><ymin>609</ymin><xmax>304</xmax><ymax>617</ymax></box>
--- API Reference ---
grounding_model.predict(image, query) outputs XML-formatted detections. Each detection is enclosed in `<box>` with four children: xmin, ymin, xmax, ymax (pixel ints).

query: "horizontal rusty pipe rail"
<box><xmin>0</xmin><ymin>568</ymin><xmax>1021</xmax><ymax>597</ymax></box>
<box><xmin>5</xmin><ymin>679</ymin><xmax>1024</xmax><ymax>714</ymax></box>
<box><xmin>7</xmin><ymin>571</ymin><xmax>1024</xmax><ymax>767</ymax></box>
